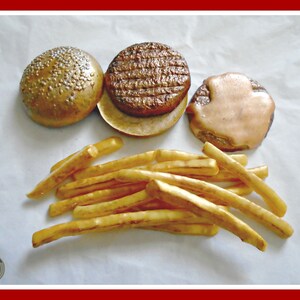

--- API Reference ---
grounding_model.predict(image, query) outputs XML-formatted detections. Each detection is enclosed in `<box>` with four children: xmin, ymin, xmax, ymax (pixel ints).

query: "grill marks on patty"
<box><xmin>105</xmin><ymin>42</ymin><xmax>190</xmax><ymax>117</ymax></box>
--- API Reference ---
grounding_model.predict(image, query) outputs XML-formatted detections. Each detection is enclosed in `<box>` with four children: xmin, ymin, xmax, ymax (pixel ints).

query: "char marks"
<box><xmin>105</xmin><ymin>42</ymin><xmax>190</xmax><ymax>117</ymax></box>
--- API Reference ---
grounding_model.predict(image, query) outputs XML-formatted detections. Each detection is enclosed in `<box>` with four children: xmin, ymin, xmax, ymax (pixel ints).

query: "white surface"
<box><xmin>0</xmin><ymin>14</ymin><xmax>300</xmax><ymax>285</ymax></box>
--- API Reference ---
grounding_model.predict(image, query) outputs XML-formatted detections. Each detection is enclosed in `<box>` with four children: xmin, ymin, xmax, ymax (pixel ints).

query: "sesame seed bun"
<box><xmin>20</xmin><ymin>46</ymin><xmax>104</xmax><ymax>127</ymax></box>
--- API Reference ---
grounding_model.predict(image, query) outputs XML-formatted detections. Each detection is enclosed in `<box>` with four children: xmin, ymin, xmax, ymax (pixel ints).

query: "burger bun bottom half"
<box><xmin>98</xmin><ymin>89</ymin><xmax>188</xmax><ymax>137</ymax></box>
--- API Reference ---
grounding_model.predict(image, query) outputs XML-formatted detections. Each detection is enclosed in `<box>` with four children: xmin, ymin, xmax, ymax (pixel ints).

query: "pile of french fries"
<box><xmin>28</xmin><ymin>137</ymin><xmax>293</xmax><ymax>251</ymax></box>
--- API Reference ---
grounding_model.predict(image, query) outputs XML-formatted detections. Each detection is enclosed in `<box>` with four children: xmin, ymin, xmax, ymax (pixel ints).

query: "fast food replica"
<box><xmin>28</xmin><ymin>137</ymin><xmax>293</xmax><ymax>251</ymax></box>
<box><xmin>98</xmin><ymin>42</ymin><xmax>191</xmax><ymax>136</ymax></box>
<box><xmin>20</xmin><ymin>46</ymin><xmax>104</xmax><ymax>127</ymax></box>
<box><xmin>186</xmin><ymin>72</ymin><xmax>275</xmax><ymax>151</ymax></box>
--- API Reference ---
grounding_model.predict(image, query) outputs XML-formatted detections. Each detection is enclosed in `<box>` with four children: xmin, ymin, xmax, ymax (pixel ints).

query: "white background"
<box><xmin>0</xmin><ymin>14</ymin><xmax>300</xmax><ymax>285</ymax></box>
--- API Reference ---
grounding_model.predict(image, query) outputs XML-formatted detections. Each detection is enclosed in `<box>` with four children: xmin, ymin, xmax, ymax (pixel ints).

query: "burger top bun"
<box><xmin>98</xmin><ymin>42</ymin><xmax>190</xmax><ymax>136</ymax></box>
<box><xmin>20</xmin><ymin>46</ymin><xmax>104</xmax><ymax>127</ymax></box>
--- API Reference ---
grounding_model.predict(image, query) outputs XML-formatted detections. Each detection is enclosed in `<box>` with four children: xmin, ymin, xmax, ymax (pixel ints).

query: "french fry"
<box><xmin>132</xmin><ymin>200</ymin><xmax>214</xmax><ymax>224</ymax></box>
<box><xmin>56</xmin><ymin>155</ymin><xmax>254</xmax><ymax>200</ymax></box>
<box><xmin>32</xmin><ymin>209</ymin><xmax>197</xmax><ymax>248</ymax></box>
<box><xmin>49</xmin><ymin>183</ymin><xmax>146</xmax><ymax>217</ymax></box>
<box><xmin>134</xmin><ymin>199</ymin><xmax>178</xmax><ymax>211</ymax></box>
<box><xmin>56</xmin><ymin>179</ymin><xmax>125</xmax><ymax>200</ymax></box>
<box><xmin>191</xmin><ymin>165</ymin><xmax>268</xmax><ymax>182</ymax></box>
<box><xmin>167</xmin><ymin>167</ymin><xmax>218</xmax><ymax>176</ymax></box>
<box><xmin>74</xmin><ymin>150</ymin><xmax>157</xmax><ymax>180</ymax></box>
<box><xmin>225</xmin><ymin>182</ymin><xmax>253</xmax><ymax>196</ymax></box>
<box><xmin>156</xmin><ymin>149</ymin><xmax>248</xmax><ymax>166</ymax></box>
<box><xmin>56</xmin><ymin>171</ymin><xmax>120</xmax><ymax>199</ymax></box>
<box><xmin>203</xmin><ymin>142</ymin><xmax>287</xmax><ymax>217</ymax></box>
<box><xmin>115</xmin><ymin>169</ymin><xmax>293</xmax><ymax>238</ymax></box>
<box><xmin>156</xmin><ymin>149</ymin><xmax>206</xmax><ymax>162</ymax></box>
<box><xmin>29</xmin><ymin>136</ymin><xmax>293</xmax><ymax>252</ymax></box>
<box><xmin>73</xmin><ymin>190</ymin><xmax>153</xmax><ymax>219</ymax></box>
<box><xmin>146</xmin><ymin>180</ymin><xmax>267</xmax><ymax>251</ymax></box>
<box><xmin>73</xmin><ymin>190</ymin><xmax>216</xmax><ymax>223</ymax></box>
<box><xmin>50</xmin><ymin>136</ymin><xmax>124</xmax><ymax>172</ymax></box>
<box><xmin>27</xmin><ymin>145</ymin><xmax>99</xmax><ymax>200</ymax></box>
<box><xmin>145</xmin><ymin>159</ymin><xmax>219</xmax><ymax>176</ymax></box>
<box><xmin>144</xmin><ymin>223</ymin><xmax>219</xmax><ymax>236</ymax></box>
<box><xmin>227</xmin><ymin>154</ymin><xmax>248</xmax><ymax>166</ymax></box>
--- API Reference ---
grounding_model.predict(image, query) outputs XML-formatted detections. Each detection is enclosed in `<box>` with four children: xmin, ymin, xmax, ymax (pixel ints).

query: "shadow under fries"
<box><xmin>21</xmin><ymin>228</ymin><xmax>249</xmax><ymax>284</ymax></box>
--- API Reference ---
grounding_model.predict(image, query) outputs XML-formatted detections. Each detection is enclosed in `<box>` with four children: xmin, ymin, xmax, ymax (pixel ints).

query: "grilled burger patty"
<box><xmin>105</xmin><ymin>42</ymin><xmax>191</xmax><ymax>117</ymax></box>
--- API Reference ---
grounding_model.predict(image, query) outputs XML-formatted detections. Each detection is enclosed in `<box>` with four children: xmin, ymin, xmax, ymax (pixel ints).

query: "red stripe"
<box><xmin>0</xmin><ymin>290</ymin><xmax>300</xmax><ymax>298</ymax></box>
<box><xmin>1</xmin><ymin>1</ymin><xmax>300</xmax><ymax>10</ymax></box>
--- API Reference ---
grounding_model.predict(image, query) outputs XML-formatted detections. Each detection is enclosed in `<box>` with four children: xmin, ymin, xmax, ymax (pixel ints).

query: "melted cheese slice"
<box><xmin>189</xmin><ymin>73</ymin><xmax>275</xmax><ymax>149</ymax></box>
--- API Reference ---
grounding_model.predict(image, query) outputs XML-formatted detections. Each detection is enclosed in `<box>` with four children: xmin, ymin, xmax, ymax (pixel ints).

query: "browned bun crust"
<box><xmin>186</xmin><ymin>73</ymin><xmax>275</xmax><ymax>152</ymax></box>
<box><xmin>20</xmin><ymin>46</ymin><xmax>104</xmax><ymax>127</ymax></box>
<box><xmin>98</xmin><ymin>89</ymin><xmax>188</xmax><ymax>137</ymax></box>
<box><xmin>105</xmin><ymin>42</ymin><xmax>190</xmax><ymax>117</ymax></box>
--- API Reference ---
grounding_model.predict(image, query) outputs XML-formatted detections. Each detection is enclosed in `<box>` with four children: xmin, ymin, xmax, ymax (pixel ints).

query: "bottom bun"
<box><xmin>97</xmin><ymin>90</ymin><xmax>187</xmax><ymax>137</ymax></box>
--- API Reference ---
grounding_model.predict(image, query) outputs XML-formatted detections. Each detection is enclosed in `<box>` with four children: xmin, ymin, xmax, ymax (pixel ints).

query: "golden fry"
<box><xmin>191</xmin><ymin>165</ymin><xmax>268</xmax><ymax>182</ymax></box>
<box><xmin>115</xmin><ymin>169</ymin><xmax>293</xmax><ymax>238</ymax></box>
<box><xmin>146</xmin><ymin>180</ymin><xmax>267</xmax><ymax>251</ymax></box>
<box><xmin>27</xmin><ymin>145</ymin><xmax>99</xmax><ymax>200</ymax></box>
<box><xmin>56</xmin><ymin>171</ymin><xmax>120</xmax><ymax>199</ymax></box>
<box><xmin>132</xmin><ymin>200</ymin><xmax>213</xmax><ymax>224</ymax></box>
<box><xmin>225</xmin><ymin>182</ymin><xmax>253</xmax><ymax>196</ymax></box>
<box><xmin>203</xmin><ymin>142</ymin><xmax>287</xmax><ymax>217</ymax></box>
<box><xmin>156</xmin><ymin>149</ymin><xmax>248</xmax><ymax>166</ymax></box>
<box><xmin>145</xmin><ymin>158</ymin><xmax>219</xmax><ymax>176</ymax></box>
<box><xmin>144</xmin><ymin>223</ymin><xmax>219</xmax><ymax>236</ymax></box>
<box><xmin>56</xmin><ymin>179</ymin><xmax>132</xmax><ymax>200</ymax></box>
<box><xmin>49</xmin><ymin>183</ymin><xmax>146</xmax><ymax>217</ymax></box>
<box><xmin>229</xmin><ymin>154</ymin><xmax>248</xmax><ymax>166</ymax></box>
<box><xmin>155</xmin><ymin>149</ymin><xmax>206</xmax><ymax>162</ymax></box>
<box><xmin>133</xmin><ymin>199</ymin><xmax>178</xmax><ymax>211</ymax></box>
<box><xmin>74</xmin><ymin>150</ymin><xmax>157</xmax><ymax>180</ymax></box>
<box><xmin>73</xmin><ymin>190</ymin><xmax>153</xmax><ymax>219</ymax></box>
<box><xmin>32</xmin><ymin>209</ymin><xmax>196</xmax><ymax>248</ymax></box>
<box><xmin>50</xmin><ymin>137</ymin><xmax>124</xmax><ymax>172</ymax></box>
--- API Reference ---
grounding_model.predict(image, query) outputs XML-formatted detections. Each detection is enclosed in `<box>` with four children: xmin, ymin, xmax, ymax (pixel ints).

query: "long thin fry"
<box><xmin>156</xmin><ymin>149</ymin><xmax>248</xmax><ymax>166</ymax></box>
<box><xmin>27</xmin><ymin>145</ymin><xmax>99</xmax><ymax>200</ymax></box>
<box><xmin>56</xmin><ymin>179</ymin><xmax>131</xmax><ymax>200</ymax></box>
<box><xmin>146</xmin><ymin>180</ymin><xmax>267</xmax><ymax>251</ymax></box>
<box><xmin>145</xmin><ymin>158</ymin><xmax>219</xmax><ymax>176</ymax></box>
<box><xmin>131</xmin><ymin>201</ymin><xmax>213</xmax><ymax>224</ymax></box>
<box><xmin>203</xmin><ymin>142</ymin><xmax>287</xmax><ymax>217</ymax></box>
<box><xmin>115</xmin><ymin>169</ymin><xmax>293</xmax><ymax>238</ymax></box>
<box><xmin>147</xmin><ymin>158</ymin><xmax>217</xmax><ymax>171</ymax></box>
<box><xmin>56</xmin><ymin>156</ymin><xmax>255</xmax><ymax>199</ymax></box>
<box><xmin>134</xmin><ymin>199</ymin><xmax>178</xmax><ymax>211</ymax></box>
<box><xmin>56</xmin><ymin>171</ymin><xmax>120</xmax><ymax>199</ymax></box>
<box><xmin>225</xmin><ymin>182</ymin><xmax>253</xmax><ymax>196</ymax></box>
<box><xmin>168</xmin><ymin>167</ymin><xmax>219</xmax><ymax>176</ymax></box>
<box><xmin>49</xmin><ymin>183</ymin><xmax>146</xmax><ymax>217</ymax></box>
<box><xmin>32</xmin><ymin>209</ymin><xmax>196</xmax><ymax>248</ymax></box>
<box><xmin>144</xmin><ymin>223</ymin><xmax>219</xmax><ymax>236</ymax></box>
<box><xmin>191</xmin><ymin>166</ymin><xmax>268</xmax><ymax>182</ymax></box>
<box><xmin>74</xmin><ymin>150</ymin><xmax>157</xmax><ymax>180</ymax></box>
<box><xmin>73</xmin><ymin>190</ymin><xmax>153</xmax><ymax>219</ymax></box>
<box><xmin>50</xmin><ymin>136</ymin><xmax>124</xmax><ymax>172</ymax></box>
<box><xmin>155</xmin><ymin>149</ymin><xmax>206</xmax><ymax>162</ymax></box>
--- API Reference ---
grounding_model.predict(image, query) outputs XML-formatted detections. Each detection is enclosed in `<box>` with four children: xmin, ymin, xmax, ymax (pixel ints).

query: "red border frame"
<box><xmin>0</xmin><ymin>290</ymin><xmax>299</xmax><ymax>297</ymax></box>
<box><xmin>0</xmin><ymin>1</ymin><xmax>300</xmax><ymax>10</ymax></box>
<box><xmin>1</xmin><ymin>2</ymin><xmax>299</xmax><ymax>295</ymax></box>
